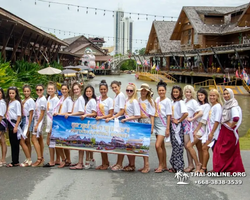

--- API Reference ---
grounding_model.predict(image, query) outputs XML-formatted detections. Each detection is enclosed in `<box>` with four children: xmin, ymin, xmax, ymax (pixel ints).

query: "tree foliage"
<box><xmin>120</xmin><ymin>59</ymin><xmax>136</xmax><ymax>71</ymax></box>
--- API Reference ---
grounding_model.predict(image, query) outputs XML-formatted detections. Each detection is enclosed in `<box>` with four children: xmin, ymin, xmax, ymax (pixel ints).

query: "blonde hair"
<box><xmin>209</xmin><ymin>89</ymin><xmax>223</xmax><ymax>105</ymax></box>
<box><xmin>126</xmin><ymin>83</ymin><xmax>137</xmax><ymax>103</ymax></box>
<box><xmin>183</xmin><ymin>85</ymin><xmax>196</xmax><ymax>99</ymax></box>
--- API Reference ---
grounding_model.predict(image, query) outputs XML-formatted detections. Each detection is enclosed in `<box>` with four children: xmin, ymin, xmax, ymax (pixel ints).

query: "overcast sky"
<box><xmin>0</xmin><ymin>0</ymin><xmax>248</xmax><ymax>52</ymax></box>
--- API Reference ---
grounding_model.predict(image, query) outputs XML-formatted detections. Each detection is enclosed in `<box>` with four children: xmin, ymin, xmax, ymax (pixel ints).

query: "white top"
<box><xmin>0</xmin><ymin>99</ymin><xmax>6</xmax><ymax>118</ymax></box>
<box><xmin>207</xmin><ymin>103</ymin><xmax>222</xmax><ymax>140</ymax></box>
<box><xmin>155</xmin><ymin>97</ymin><xmax>172</xmax><ymax>117</ymax></box>
<box><xmin>7</xmin><ymin>100</ymin><xmax>21</xmax><ymax>120</ymax></box>
<box><xmin>230</xmin><ymin>106</ymin><xmax>240</xmax><ymax>123</ymax></box>
<box><xmin>197</xmin><ymin>103</ymin><xmax>211</xmax><ymax>123</ymax></box>
<box><xmin>58</xmin><ymin>96</ymin><xmax>73</xmax><ymax>114</ymax></box>
<box><xmin>23</xmin><ymin>98</ymin><xmax>35</xmax><ymax>117</ymax></box>
<box><xmin>185</xmin><ymin>99</ymin><xmax>201</xmax><ymax>118</ymax></box>
<box><xmin>34</xmin><ymin>96</ymin><xmax>47</xmax><ymax>120</ymax></box>
<box><xmin>47</xmin><ymin>96</ymin><xmax>60</xmax><ymax>116</ymax></box>
<box><xmin>125</xmin><ymin>99</ymin><xmax>141</xmax><ymax>122</ymax></box>
<box><xmin>85</xmin><ymin>98</ymin><xmax>97</xmax><ymax>114</ymax></box>
<box><xmin>72</xmin><ymin>96</ymin><xmax>85</xmax><ymax>113</ymax></box>
<box><xmin>172</xmin><ymin>100</ymin><xmax>188</xmax><ymax>119</ymax></box>
<box><xmin>114</xmin><ymin>92</ymin><xmax>126</xmax><ymax>114</ymax></box>
<box><xmin>97</xmin><ymin>96</ymin><xmax>114</xmax><ymax>116</ymax></box>
<box><xmin>139</xmin><ymin>98</ymin><xmax>155</xmax><ymax>118</ymax></box>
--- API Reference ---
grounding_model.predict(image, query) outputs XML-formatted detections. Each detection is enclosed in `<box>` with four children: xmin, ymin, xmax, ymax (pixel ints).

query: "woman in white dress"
<box><xmin>43</xmin><ymin>82</ymin><xmax>60</xmax><ymax>167</ymax></box>
<box><xmin>186</xmin><ymin>88</ymin><xmax>210</xmax><ymax>172</ymax></box>
<box><xmin>20</xmin><ymin>85</ymin><xmax>35</xmax><ymax>167</ymax></box>
<box><xmin>105</xmin><ymin>81</ymin><xmax>126</xmax><ymax>171</ymax></box>
<box><xmin>68</xmin><ymin>82</ymin><xmax>86</xmax><ymax>170</ymax></box>
<box><xmin>182</xmin><ymin>85</ymin><xmax>202</xmax><ymax>172</ymax></box>
<box><xmin>31</xmin><ymin>84</ymin><xmax>46</xmax><ymax>167</ymax></box>
<box><xmin>6</xmin><ymin>87</ymin><xmax>22</xmax><ymax>167</ymax></box>
<box><xmin>120</xmin><ymin>83</ymin><xmax>141</xmax><ymax>172</ymax></box>
<box><xmin>200</xmin><ymin>89</ymin><xmax>222</xmax><ymax>173</ymax></box>
<box><xmin>95</xmin><ymin>80</ymin><xmax>114</xmax><ymax>170</ymax></box>
<box><xmin>137</xmin><ymin>83</ymin><xmax>155</xmax><ymax>173</ymax></box>
<box><xmin>54</xmin><ymin>84</ymin><xmax>73</xmax><ymax>168</ymax></box>
<box><xmin>80</xmin><ymin>85</ymin><xmax>97</xmax><ymax>169</ymax></box>
<box><xmin>153</xmin><ymin>80</ymin><xmax>172</xmax><ymax>173</ymax></box>
<box><xmin>0</xmin><ymin>88</ymin><xmax>7</xmax><ymax>167</ymax></box>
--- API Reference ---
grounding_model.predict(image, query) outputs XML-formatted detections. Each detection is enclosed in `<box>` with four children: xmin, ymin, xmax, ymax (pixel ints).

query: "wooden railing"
<box><xmin>217</xmin><ymin>79</ymin><xmax>238</xmax><ymax>86</ymax></box>
<box><xmin>194</xmin><ymin>79</ymin><xmax>217</xmax><ymax>89</ymax></box>
<box><xmin>160</xmin><ymin>71</ymin><xmax>177</xmax><ymax>82</ymax></box>
<box><xmin>242</xmin><ymin>79</ymin><xmax>250</xmax><ymax>93</ymax></box>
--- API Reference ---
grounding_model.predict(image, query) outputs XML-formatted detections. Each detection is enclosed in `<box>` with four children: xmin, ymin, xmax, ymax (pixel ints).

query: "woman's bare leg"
<box><xmin>184</xmin><ymin>134</ymin><xmax>194</xmax><ymax>171</ymax></box>
<box><xmin>155</xmin><ymin>135</ymin><xmax>165</xmax><ymax>171</ymax></box>
<box><xmin>0</xmin><ymin>132</ymin><xmax>7</xmax><ymax>163</ymax></box>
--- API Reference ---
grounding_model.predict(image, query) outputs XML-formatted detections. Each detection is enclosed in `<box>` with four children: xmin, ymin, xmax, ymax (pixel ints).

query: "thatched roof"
<box><xmin>171</xmin><ymin>3</ymin><xmax>250</xmax><ymax>39</ymax></box>
<box><xmin>146</xmin><ymin>21</ymin><xmax>181</xmax><ymax>54</ymax></box>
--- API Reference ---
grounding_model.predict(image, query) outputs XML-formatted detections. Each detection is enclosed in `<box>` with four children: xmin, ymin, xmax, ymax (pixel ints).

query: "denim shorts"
<box><xmin>21</xmin><ymin>116</ymin><xmax>34</xmax><ymax>132</ymax></box>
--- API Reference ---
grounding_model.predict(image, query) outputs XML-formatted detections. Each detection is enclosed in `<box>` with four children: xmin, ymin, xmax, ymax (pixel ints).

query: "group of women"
<box><xmin>0</xmin><ymin>80</ymin><xmax>245</xmax><ymax>174</ymax></box>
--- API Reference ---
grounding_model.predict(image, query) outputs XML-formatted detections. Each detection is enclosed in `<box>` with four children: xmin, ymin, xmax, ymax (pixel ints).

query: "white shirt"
<box><xmin>114</xmin><ymin>92</ymin><xmax>126</xmax><ymax>114</ymax></box>
<box><xmin>197</xmin><ymin>103</ymin><xmax>211</xmax><ymax>123</ymax></box>
<box><xmin>155</xmin><ymin>97</ymin><xmax>172</xmax><ymax>117</ymax></box>
<box><xmin>72</xmin><ymin>96</ymin><xmax>85</xmax><ymax>113</ymax></box>
<box><xmin>139</xmin><ymin>98</ymin><xmax>155</xmax><ymax>118</ymax></box>
<box><xmin>230</xmin><ymin>106</ymin><xmax>240</xmax><ymax>122</ymax></box>
<box><xmin>47</xmin><ymin>96</ymin><xmax>60</xmax><ymax>116</ymax></box>
<box><xmin>207</xmin><ymin>103</ymin><xmax>222</xmax><ymax>140</ymax></box>
<box><xmin>97</xmin><ymin>96</ymin><xmax>113</xmax><ymax>116</ymax></box>
<box><xmin>0</xmin><ymin>99</ymin><xmax>6</xmax><ymax>118</ymax></box>
<box><xmin>58</xmin><ymin>96</ymin><xmax>73</xmax><ymax>114</ymax></box>
<box><xmin>23</xmin><ymin>98</ymin><xmax>35</xmax><ymax>117</ymax></box>
<box><xmin>85</xmin><ymin>98</ymin><xmax>97</xmax><ymax>114</ymax></box>
<box><xmin>35</xmin><ymin>96</ymin><xmax>47</xmax><ymax>120</ymax></box>
<box><xmin>185</xmin><ymin>99</ymin><xmax>201</xmax><ymax>118</ymax></box>
<box><xmin>125</xmin><ymin>99</ymin><xmax>141</xmax><ymax>122</ymax></box>
<box><xmin>172</xmin><ymin>100</ymin><xmax>188</xmax><ymax>119</ymax></box>
<box><xmin>7</xmin><ymin>100</ymin><xmax>21</xmax><ymax>120</ymax></box>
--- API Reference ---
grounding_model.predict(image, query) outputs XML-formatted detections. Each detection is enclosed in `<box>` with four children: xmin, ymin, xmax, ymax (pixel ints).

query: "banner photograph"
<box><xmin>51</xmin><ymin>115</ymin><xmax>152</xmax><ymax>157</ymax></box>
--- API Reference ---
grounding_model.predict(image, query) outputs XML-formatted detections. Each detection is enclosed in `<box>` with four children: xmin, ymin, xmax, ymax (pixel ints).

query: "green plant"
<box><xmin>190</xmin><ymin>72</ymin><xmax>194</xmax><ymax>76</ymax></box>
<box><xmin>212</xmin><ymin>75</ymin><xmax>216</xmax><ymax>79</ymax></box>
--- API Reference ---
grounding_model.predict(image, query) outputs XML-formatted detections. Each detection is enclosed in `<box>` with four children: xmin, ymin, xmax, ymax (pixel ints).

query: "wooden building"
<box><xmin>62</xmin><ymin>35</ymin><xmax>112</xmax><ymax>67</ymax></box>
<box><xmin>145</xmin><ymin>3</ymin><xmax>250</xmax><ymax>75</ymax></box>
<box><xmin>0</xmin><ymin>7</ymin><xmax>68</xmax><ymax>64</ymax></box>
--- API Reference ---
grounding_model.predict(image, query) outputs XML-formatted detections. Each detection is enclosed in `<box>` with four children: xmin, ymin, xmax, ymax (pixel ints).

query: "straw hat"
<box><xmin>137</xmin><ymin>83</ymin><xmax>153</xmax><ymax>96</ymax></box>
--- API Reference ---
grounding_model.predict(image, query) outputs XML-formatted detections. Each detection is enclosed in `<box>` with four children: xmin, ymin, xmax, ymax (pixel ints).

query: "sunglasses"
<box><xmin>173</xmin><ymin>85</ymin><xmax>181</xmax><ymax>89</ymax></box>
<box><xmin>126</xmin><ymin>89</ymin><xmax>134</xmax><ymax>93</ymax></box>
<box><xmin>9</xmin><ymin>86</ymin><xmax>17</xmax><ymax>89</ymax></box>
<box><xmin>36</xmin><ymin>89</ymin><xmax>43</xmax><ymax>92</ymax></box>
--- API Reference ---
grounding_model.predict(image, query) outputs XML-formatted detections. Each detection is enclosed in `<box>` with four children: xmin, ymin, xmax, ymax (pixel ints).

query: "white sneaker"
<box><xmin>84</xmin><ymin>161</ymin><xmax>91</xmax><ymax>169</ymax></box>
<box><xmin>90</xmin><ymin>159</ymin><xmax>96</xmax><ymax>168</ymax></box>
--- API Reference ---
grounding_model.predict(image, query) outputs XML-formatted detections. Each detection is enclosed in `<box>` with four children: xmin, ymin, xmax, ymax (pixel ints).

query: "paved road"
<box><xmin>0</xmin><ymin>138</ymin><xmax>249</xmax><ymax>200</ymax></box>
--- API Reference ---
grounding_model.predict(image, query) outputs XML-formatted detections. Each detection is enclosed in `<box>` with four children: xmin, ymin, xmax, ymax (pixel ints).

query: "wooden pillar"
<box><xmin>49</xmin><ymin>43</ymin><xmax>57</xmax><ymax>62</ymax></box>
<box><xmin>40</xmin><ymin>39</ymin><xmax>50</xmax><ymax>63</ymax></box>
<box><xmin>20</xmin><ymin>33</ymin><xmax>33</xmax><ymax>60</ymax></box>
<box><xmin>52</xmin><ymin>44</ymin><xmax>61</xmax><ymax>61</ymax></box>
<box><xmin>1</xmin><ymin>24</ymin><xmax>15</xmax><ymax>60</ymax></box>
<box><xmin>166</xmin><ymin>57</ymin><xmax>170</xmax><ymax>70</ymax></box>
<box><xmin>11</xmin><ymin>29</ymin><xmax>26</xmax><ymax>62</ymax></box>
<box><xmin>29</xmin><ymin>35</ymin><xmax>40</xmax><ymax>62</ymax></box>
<box><xmin>34</xmin><ymin>36</ymin><xmax>45</xmax><ymax>63</ymax></box>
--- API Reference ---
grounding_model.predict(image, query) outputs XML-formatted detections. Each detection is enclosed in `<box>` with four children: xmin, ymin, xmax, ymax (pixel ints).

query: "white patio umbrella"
<box><xmin>38</xmin><ymin>66</ymin><xmax>62</xmax><ymax>75</ymax></box>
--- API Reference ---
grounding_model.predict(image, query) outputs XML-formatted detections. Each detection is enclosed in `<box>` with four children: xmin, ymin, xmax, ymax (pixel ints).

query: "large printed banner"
<box><xmin>51</xmin><ymin>115</ymin><xmax>152</xmax><ymax>157</ymax></box>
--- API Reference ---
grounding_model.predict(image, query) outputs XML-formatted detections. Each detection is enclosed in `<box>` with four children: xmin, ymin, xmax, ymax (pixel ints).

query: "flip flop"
<box><xmin>6</xmin><ymin>163</ymin><xmax>19</xmax><ymax>168</ymax></box>
<box><xmin>168</xmin><ymin>168</ymin><xmax>177</xmax><ymax>173</ymax></box>
<box><xmin>141</xmin><ymin>168</ymin><xmax>151</xmax><ymax>174</ymax></box>
<box><xmin>154</xmin><ymin>168</ymin><xmax>164</xmax><ymax>173</ymax></box>
<box><xmin>70</xmin><ymin>164</ymin><xmax>83</xmax><ymax>170</ymax></box>
<box><xmin>184</xmin><ymin>167</ymin><xmax>195</xmax><ymax>173</ymax></box>
<box><xmin>65</xmin><ymin>161</ymin><xmax>72</xmax><ymax>167</ymax></box>
<box><xmin>43</xmin><ymin>163</ymin><xmax>55</xmax><ymax>167</ymax></box>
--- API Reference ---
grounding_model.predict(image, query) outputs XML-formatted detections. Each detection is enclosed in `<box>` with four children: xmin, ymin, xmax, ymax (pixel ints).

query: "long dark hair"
<box><xmin>6</xmin><ymin>86</ymin><xmax>22</xmax><ymax>105</ymax></box>
<box><xmin>83</xmin><ymin>85</ymin><xmax>96</xmax><ymax>105</ymax></box>
<box><xmin>0</xmin><ymin>87</ymin><xmax>5</xmax><ymax>100</ymax></box>
<box><xmin>171</xmin><ymin>85</ymin><xmax>183</xmax><ymax>101</ymax></box>
<box><xmin>197</xmin><ymin>87</ymin><xmax>209</xmax><ymax>105</ymax></box>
